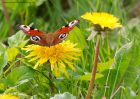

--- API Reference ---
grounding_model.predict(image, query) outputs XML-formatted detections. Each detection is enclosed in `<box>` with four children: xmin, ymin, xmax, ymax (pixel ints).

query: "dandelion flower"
<box><xmin>22</xmin><ymin>41</ymin><xmax>81</xmax><ymax>77</ymax></box>
<box><xmin>81</xmin><ymin>12</ymin><xmax>122</xmax><ymax>30</ymax></box>
<box><xmin>0</xmin><ymin>94</ymin><xmax>19</xmax><ymax>99</ymax></box>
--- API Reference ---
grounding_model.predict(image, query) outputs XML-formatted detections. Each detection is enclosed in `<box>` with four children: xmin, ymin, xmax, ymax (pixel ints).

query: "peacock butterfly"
<box><xmin>17</xmin><ymin>19</ymin><xmax>80</xmax><ymax>46</ymax></box>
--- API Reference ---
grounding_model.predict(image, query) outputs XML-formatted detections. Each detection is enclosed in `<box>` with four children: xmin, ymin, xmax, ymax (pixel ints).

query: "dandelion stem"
<box><xmin>85</xmin><ymin>34</ymin><xmax>101</xmax><ymax>99</ymax></box>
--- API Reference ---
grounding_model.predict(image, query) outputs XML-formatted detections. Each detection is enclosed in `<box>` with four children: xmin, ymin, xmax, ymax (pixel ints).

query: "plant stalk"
<box><xmin>2</xmin><ymin>0</ymin><xmax>14</xmax><ymax>35</ymax></box>
<box><xmin>85</xmin><ymin>34</ymin><xmax>101</xmax><ymax>99</ymax></box>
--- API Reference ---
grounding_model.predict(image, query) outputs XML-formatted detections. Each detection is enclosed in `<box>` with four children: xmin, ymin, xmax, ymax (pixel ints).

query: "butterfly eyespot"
<box><xmin>68</xmin><ymin>20</ymin><xmax>79</xmax><ymax>27</ymax></box>
<box><xmin>71</xmin><ymin>21</ymin><xmax>74</xmax><ymax>24</ymax></box>
<box><xmin>19</xmin><ymin>25</ymin><xmax>30</xmax><ymax>31</ymax></box>
<box><xmin>30</xmin><ymin>36</ymin><xmax>41</xmax><ymax>42</ymax></box>
<box><xmin>58</xmin><ymin>33</ymin><xmax>67</xmax><ymax>40</ymax></box>
<box><xmin>23</xmin><ymin>25</ymin><xmax>27</xmax><ymax>28</ymax></box>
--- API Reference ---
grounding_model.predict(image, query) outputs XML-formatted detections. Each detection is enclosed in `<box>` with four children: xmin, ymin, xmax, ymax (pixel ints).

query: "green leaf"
<box><xmin>102</xmin><ymin>42</ymin><xmax>134</xmax><ymax>97</ymax></box>
<box><xmin>77</xmin><ymin>73</ymin><xmax>104</xmax><ymax>81</ymax></box>
<box><xmin>115</xmin><ymin>42</ymin><xmax>133</xmax><ymax>60</ymax></box>
<box><xmin>6</xmin><ymin>47</ymin><xmax>19</xmax><ymax>62</ymax></box>
<box><xmin>67</xmin><ymin>27</ymin><xmax>87</xmax><ymax>49</ymax></box>
<box><xmin>129</xmin><ymin>42</ymin><xmax>140</xmax><ymax>67</ymax></box>
<box><xmin>0</xmin><ymin>43</ymin><xmax>6</xmax><ymax>55</ymax></box>
<box><xmin>121</xmin><ymin>42</ymin><xmax>140</xmax><ymax>86</ymax></box>
<box><xmin>8</xmin><ymin>31</ymin><xmax>28</xmax><ymax>48</ymax></box>
<box><xmin>35</xmin><ymin>0</ymin><xmax>46</xmax><ymax>6</ymax></box>
<box><xmin>114</xmin><ymin>42</ymin><xmax>133</xmax><ymax>79</ymax></box>
<box><xmin>0</xmin><ymin>43</ymin><xmax>8</xmax><ymax>75</ymax></box>
<box><xmin>50</xmin><ymin>92</ymin><xmax>76</xmax><ymax>99</ymax></box>
<box><xmin>98</xmin><ymin>59</ymin><xmax>114</xmax><ymax>72</ymax></box>
<box><xmin>2</xmin><ymin>0</ymin><xmax>33</xmax><ymax>11</ymax></box>
<box><xmin>0</xmin><ymin>53</ymin><xmax>8</xmax><ymax>75</ymax></box>
<box><xmin>3</xmin><ymin>66</ymin><xmax>34</xmax><ymax>86</ymax></box>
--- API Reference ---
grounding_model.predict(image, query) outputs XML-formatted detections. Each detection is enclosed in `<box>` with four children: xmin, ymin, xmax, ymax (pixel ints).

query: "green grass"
<box><xmin>0</xmin><ymin>0</ymin><xmax>140</xmax><ymax>99</ymax></box>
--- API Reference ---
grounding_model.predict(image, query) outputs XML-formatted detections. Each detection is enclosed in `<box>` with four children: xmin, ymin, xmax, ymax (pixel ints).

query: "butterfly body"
<box><xmin>17</xmin><ymin>20</ymin><xmax>79</xmax><ymax>46</ymax></box>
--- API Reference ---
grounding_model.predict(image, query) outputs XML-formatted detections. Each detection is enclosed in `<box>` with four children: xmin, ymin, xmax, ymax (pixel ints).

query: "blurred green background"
<box><xmin>0</xmin><ymin>0</ymin><xmax>140</xmax><ymax>99</ymax></box>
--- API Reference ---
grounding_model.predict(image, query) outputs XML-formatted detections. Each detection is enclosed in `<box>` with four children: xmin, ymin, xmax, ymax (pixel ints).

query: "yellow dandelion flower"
<box><xmin>81</xmin><ymin>12</ymin><xmax>122</xmax><ymax>30</ymax></box>
<box><xmin>22</xmin><ymin>41</ymin><xmax>81</xmax><ymax>77</ymax></box>
<box><xmin>0</xmin><ymin>94</ymin><xmax>19</xmax><ymax>99</ymax></box>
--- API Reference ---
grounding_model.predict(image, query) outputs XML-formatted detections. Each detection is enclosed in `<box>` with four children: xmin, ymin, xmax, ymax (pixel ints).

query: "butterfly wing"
<box><xmin>17</xmin><ymin>24</ymin><xmax>48</xmax><ymax>45</ymax></box>
<box><xmin>17</xmin><ymin>19</ymin><xmax>79</xmax><ymax>46</ymax></box>
<box><xmin>56</xmin><ymin>19</ymin><xmax>80</xmax><ymax>34</ymax></box>
<box><xmin>52</xmin><ymin>19</ymin><xmax>80</xmax><ymax>45</ymax></box>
